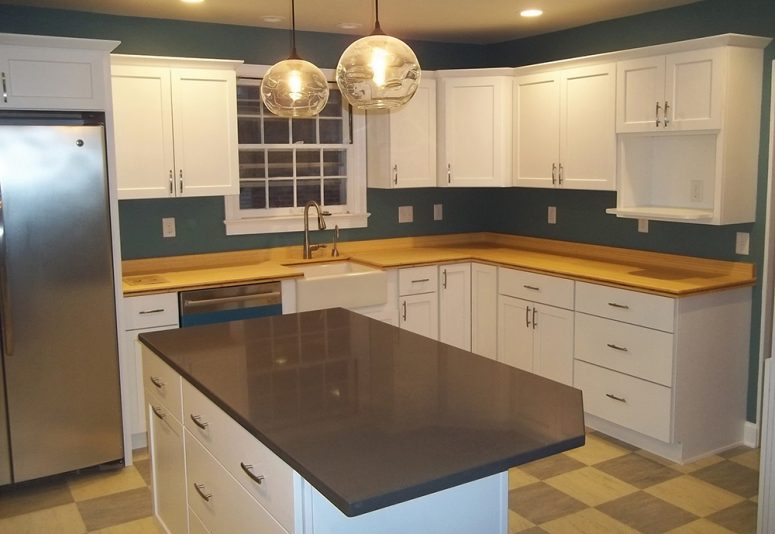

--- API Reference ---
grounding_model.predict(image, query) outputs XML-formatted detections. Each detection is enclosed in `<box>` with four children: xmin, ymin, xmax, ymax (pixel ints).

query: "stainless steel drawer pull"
<box><xmin>532</xmin><ymin>306</ymin><xmax>537</xmax><ymax>329</ymax></box>
<box><xmin>240</xmin><ymin>462</ymin><xmax>265</xmax><ymax>485</ymax></box>
<box><xmin>139</xmin><ymin>308</ymin><xmax>165</xmax><ymax>315</ymax></box>
<box><xmin>523</xmin><ymin>285</ymin><xmax>540</xmax><ymax>291</ymax></box>
<box><xmin>1</xmin><ymin>72</ymin><xmax>7</xmax><ymax>103</ymax></box>
<box><xmin>169</xmin><ymin>170</ymin><xmax>173</xmax><ymax>195</ymax></box>
<box><xmin>190</xmin><ymin>414</ymin><xmax>209</xmax><ymax>430</ymax></box>
<box><xmin>605</xmin><ymin>393</ymin><xmax>627</xmax><ymax>403</ymax></box>
<box><xmin>151</xmin><ymin>406</ymin><xmax>165</xmax><ymax>420</ymax></box>
<box><xmin>664</xmin><ymin>100</ymin><xmax>670</xmax><ymax>127</ymax></box>
<box><xmin>150</xmin><ymin>376</ymin><xmax>165</xmax><ymax>389</ymax></box>
<box><xmin>402</xmin><ymin>300</ymin><xmax>407</xmax><ymax>322</ymax></box>
<box><xmin>393</xmin><ymin>164</ymin><xmax>398</xmax><ymax>184</ymax></box>
<box><xmin>606</xmin><ymin>343</ymin><xmax>629</xmax><ymax>352</ymax></box>
<box><xmin>194</xmin><ymin>483</ymin><xmax>213</xmax><ymax>502</ymax></box>
<box><xmin>442</xmin><ymin>269</ymin><xmax>447</xmax><ymax>289</ymax></box>
<box><xmin>411</xmin><ymin>278</ymin><xmax>430</xmax><ymax>283</ymax></box>
<box><xmin>655</xmin><ymin>101</ymin><xmax>662</xmax><ymax>127</ymax></box>
<box><xmin>607</xmin><ymin>302</ymin><xmax>630</xmax><ymax>310</ymax></box>
<box><xmin>525</xmin><ymin>305</ymin><xmax>531</xmax><ymax>328</ymax></box>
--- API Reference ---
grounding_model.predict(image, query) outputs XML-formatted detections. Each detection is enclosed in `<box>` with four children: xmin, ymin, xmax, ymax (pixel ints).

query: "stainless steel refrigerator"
<box><xmin>0</xmin><ymin>111</ymin><xmax>123</xmax><ymax>485</ymax></box>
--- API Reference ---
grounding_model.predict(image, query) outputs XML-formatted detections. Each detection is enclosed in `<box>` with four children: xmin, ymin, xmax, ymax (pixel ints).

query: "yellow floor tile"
<box><xmin>664</xmin><ymin>518</ymin><xmax>736</xmax><ymax>533</ymax></box>
<box><xmin>508</xmin><ymin>468</ymin><xmax>540</xmax><ymax>490</ymax></box>
<box><xmin>68</xmin><ymin>467</ymin><xmax>147</xmax><ymax>502</ymax></box>
<box><xmin>563</xmin><ymin>434</ymin><xmax>630</xmax><ymax>466</ymax></box>
<box><xmin>89</xmin><ymin>516</ymin><xmax>163</xmax><ymax>534</ymax></box>
<box><xmin>0</xmin><ymin>503</ymin><xmax>86</xmax><ymax>534</ymax></box>
<box><xmin>545</xmin><ymin>466</ymin><xmax>638</xmax><ymax>507</ymax></box>
<box><xmin>508</xmin><ymin>509</ymin><xmax>535</xmax><ymax>533</ymax></box>
<box><xmin>541</xmin><ymin>507</ymin><xmax>639</xmax><ymax>534</ymax></box>
<box><xmin>645</xmin><ymin>476</ymin><xmax>744</xmax><ymax>517</ymax></box>
<box><xmin>728</xmin><ymin>449</ymin><xmax>760</xmax><ymax>471</ymax></box>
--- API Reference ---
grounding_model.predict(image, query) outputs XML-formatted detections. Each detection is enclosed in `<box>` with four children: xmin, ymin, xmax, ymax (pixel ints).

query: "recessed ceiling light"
<box><xmin>337</xmin><ymin>22</ymin><xmax>363</xmax><ymax>30</ymax></box>
<box><xmin>181</xmin><ymin>0</ymin><xmax>204</xmax><ymax>4</ymax></box>
<box><xmin>520</xmin><ymin>8</ymin><xmax>543</xmax><ymax>17</ymax></box>
<box><xmin>262</xmin><ymin>15</ymin><xmax>285</xmax><ymax>23</ymax></box>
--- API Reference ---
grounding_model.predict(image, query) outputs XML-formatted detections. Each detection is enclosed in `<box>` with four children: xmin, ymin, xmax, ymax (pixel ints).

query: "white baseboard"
<box><xmin>744</xmin><ymin>421</ymin><xmax>759</xmax><ymax>448</ymax></box>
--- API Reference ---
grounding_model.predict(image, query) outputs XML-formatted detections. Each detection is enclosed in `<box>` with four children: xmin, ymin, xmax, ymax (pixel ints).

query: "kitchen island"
<box><xmin>139</xmin><ymin>308</ymin><xmax>585</xmax><ymax>534</ymax></box>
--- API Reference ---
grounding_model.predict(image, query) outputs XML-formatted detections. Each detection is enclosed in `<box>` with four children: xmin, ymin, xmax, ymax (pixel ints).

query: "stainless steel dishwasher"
<box><xmin>178</xmin><ymin>282</ymin><xmax>283</xmax><ymax>327</ymax></box>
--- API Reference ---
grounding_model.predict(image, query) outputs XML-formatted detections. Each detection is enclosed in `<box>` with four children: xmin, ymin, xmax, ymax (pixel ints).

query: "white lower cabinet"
<box><xmin>122</xmin><ymin>293</ymin><xmax>179</xmax><ymax>450</ymax></box>
<box><xmin>497</xmin><ymin>268</ymin><xmax>574</xmax><ymax>386</ymax></box>
<box><xmin>188</xmin><ymin>509</ymin><xmax>211</xmax><ymax>534</ymax></box>
<box><xmin>398</xmin><ymin>266</ymin><xmax>439</xmax><ymax>339</ymax></box>
<box><xmin>438</xmin><ymin>263</ymin><xmax>471</xmax><ymax>351</ymax></box>
<box><xmin>143</xmin><ymin>349</ymin><xmax>186</xmax><ymax>534</ymax></box>
<box><xmin>470</xmin><ymin>263</ymin><xmax>497</xmax><ymax>360</ymax></box>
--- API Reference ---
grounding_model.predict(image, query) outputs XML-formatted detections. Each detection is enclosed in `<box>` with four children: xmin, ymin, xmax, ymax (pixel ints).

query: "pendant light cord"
<box><xmin>372</xmin><ymin>0</ymin><xmax>385</xmax><ymax>35</ymax></box>
<box><xmin>289</xmin><ymin>0</ymin><xmax>300</xmax><ymax>59</ymax></box>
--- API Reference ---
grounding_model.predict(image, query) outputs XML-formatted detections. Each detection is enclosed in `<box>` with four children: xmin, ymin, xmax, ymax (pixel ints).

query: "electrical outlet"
<box><xmin>433</xmin><ymin>204</ymin><xmax>443</xmax><ymax>221</ymax></box>
<box><xmin>736</xmin><ymin>232</ymin><xmax>750</xmax><ymax>255</ymax></box>
<box><xmin>547</xmin><ymin>206</ymin><xmax>557</xmax><ymax>224</ymax></box>
<box><xmin>638</xmin><ymin>219</ymin><xmax>649</xmax><ymax>233</ymax></box>
<box><xmin>162</xmin><ymin>217</ymin><xmax>176</xmax><ymax>238</ymax></box>
<box><xmin>398</xmin><ymin>205</ymin><xmax>413</xmax><ymax>223</ymax></box>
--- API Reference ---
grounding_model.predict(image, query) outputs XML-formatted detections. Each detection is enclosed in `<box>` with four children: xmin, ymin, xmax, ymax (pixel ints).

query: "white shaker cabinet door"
<box><xmin>497</xmin><ymin>295</ymin><xmax>534</xmax><ymax>373</ymax></box>
<box><xmin>400</xmin><ymin>293</ymin><xmax>439</xmax><ymax>340</ymax></box>
<box><xmin>514</xmin><ymin>72</ymin><xmax>560</xmax><ymax>188</ymax></box>
<box><xmin>439</xmin><ymin>263</ymin><xmax>471</xmax><ymax>351</ymax></box>
<box><xmin>664</xmin><ymin>48</ymin><xmax>723</xmax><ymax>131</ymax></box>
<box><xmin>616</xmin><ymin>56</ymin><xmax>665</xmax><ymax>132</ymax></box>
<box><xmin>532</xmin><ymin>303</ymin><xmax>574</xmax><ymax>386</ymax></box>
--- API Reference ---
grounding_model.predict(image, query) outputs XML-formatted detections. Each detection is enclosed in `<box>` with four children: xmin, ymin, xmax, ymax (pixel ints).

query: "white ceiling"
<box><xmin>1</xmin><ymin>0</ymin><xmax>702</xmax><ymax>44</ymax></box>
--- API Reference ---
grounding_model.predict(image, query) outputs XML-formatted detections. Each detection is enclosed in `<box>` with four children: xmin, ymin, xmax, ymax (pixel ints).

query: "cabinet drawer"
<box><xmin>141</xmin><ymin>347</ymin><xmax>182</xmax><ymax>423</ymax></box>
<box><xmin>185</xmin><ymin>432</ymin><xmax>288</xmax><ymax>534</ymax></box>
<box><xmin>124</xmin><ymin>293</ymin><xmax>179</xmax><ymax>330</ymax></box>
<box><xmin>398</xmin><ymin>266</ymin><xmax>438</xmax><ymax>295</ymax></box>
<box><xmin>574</xmin><ymin>313</ymin><xmax>674</xmax><ymax>386</ymax></box>
<box><xmin>575</xmin><ymin>281</ymin><xmax>674</xmax><ymax>331</ymax></box>
<box><xmin>498</xmin><ymin>268</ymin><xmax>574</xmax><ymax>309</ymax></box>
<box><xmin>183</xmin><ymin>381</ymin><xmax>295</xmax><ymax>533</ymax></box>
<box><xmin>574</xmin><ymin>360</ymin><xmax>672</xmax><ymax>442</ymax></box>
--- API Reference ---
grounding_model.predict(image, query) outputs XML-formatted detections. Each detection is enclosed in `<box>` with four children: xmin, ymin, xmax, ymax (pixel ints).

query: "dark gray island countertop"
<box><xmin>140</xmin><ymin>308</ymin><xmax>585</xmax><ymax>517</ymax></box>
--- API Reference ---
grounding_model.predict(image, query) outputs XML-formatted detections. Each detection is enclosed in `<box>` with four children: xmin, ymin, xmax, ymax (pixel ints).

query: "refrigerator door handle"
<box><xmin>0</xmin><ymin>180</ymin><xmax>11</xmax><ymax>356</ymax></box>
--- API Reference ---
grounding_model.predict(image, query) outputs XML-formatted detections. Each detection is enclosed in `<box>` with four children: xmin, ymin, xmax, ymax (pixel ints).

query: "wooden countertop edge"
<box><xmin>122</xmin><ymin>233</ymin><xmax>755</xmax><ymax>297</ymax></box>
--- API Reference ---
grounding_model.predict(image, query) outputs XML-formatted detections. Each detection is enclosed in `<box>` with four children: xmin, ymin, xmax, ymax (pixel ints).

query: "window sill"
<box><xmin>224</xmin><ymin>212</ymin><xmax>369</xmax><ymax>236</ymax></box>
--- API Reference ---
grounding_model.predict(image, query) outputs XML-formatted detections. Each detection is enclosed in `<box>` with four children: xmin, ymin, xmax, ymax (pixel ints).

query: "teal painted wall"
<box><xmin>2</xmin><ymin>1</ymin><xmax>773</xmax><ymax>422</ymax></box>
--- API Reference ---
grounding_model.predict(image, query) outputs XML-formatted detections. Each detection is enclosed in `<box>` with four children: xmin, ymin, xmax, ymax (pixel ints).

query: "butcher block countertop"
<box><xmin>122</xmin><ymin>233</ymin><xmax>755</xmax><ymax>297</ymax></box>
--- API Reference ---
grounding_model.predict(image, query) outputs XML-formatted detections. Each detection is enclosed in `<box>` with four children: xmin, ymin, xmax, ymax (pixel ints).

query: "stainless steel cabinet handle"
<box><xmin>411</xmin><ymin>278</ymin><xmax>430</xmax><ymax>284</ymax></box>
<box><xmin>447</xmin><ymin>163</ymin><xmax>451</xmax><ymax>184</ymax></box>
<box><xmin>168</xmin><ymin>170</ymin><xmax>173</xmax><ymax>195</ymax></box>
<box><xmin>655</xmin><ymin>101</ymin><xmax>662</xmax><ymax>127</ymax></box>
<box><xmin>151</xmin><ymin>406</ymin><xmax>165</xmax><ymax>420</ymax></box>
<box><xmin>532</xmin><ymin>307</ymin><xmax>537</xmax><ymax>329</ymax></box>
<box><xmin>178</xmin><ymin>170</ymin><xmax>183</xmax><ymax>194</ymax></box>
<box><xmin>240</xmin><ymin>462</ymin><xmax>265</xmax><ymax>485</ymax></box>
<box><xmin>606</xmin><ymin>343</ymin><xmax>629</xmax><ymax>352</ymax></box>
<box><xmin>607</xmin><ymin>302</ymin><xmax>630</xmax><ymax>310</ymax></box>
<box><xmin>190</xmin><ymin>414</ymin><xmax>209</xmax><ymax>430</ymax></box>
<box><xmin>183</xmin><ymin>292</ymin><xmax>281</xmax><ymax>308</ymax></box>
<box><xmin>402</xmin><ymin>300</ymin><xmax>407</xmax><ymax>322</ymax></box>
<box><xmin>139</xmin><ymin>308</ymin><xmax>165</xmax><ymax>315</ymax></box>
<box><xmin>1</xmin><ymin>72</ymin><xmax>7</xmax><ymax>103</ymax></box>
<box><xmin>194</xmin><ymin>483</ymin><xmax>213</xmax><ymax>502</ymax></box>
<box><xmin>664</xmin><ymin>100</ymin><xmax>670</xmax><ymax>127</ymax></box>
<box><xmin>605</xmin><ymin>393</ymin><xmax>627</xmax><ymax>403</ymax></box>
<box><xmin>558</xmin><ymin>163</ymin><xmax>564</xmax><ymax>185</ymax></box>
<box><xmin>551</xmin><ymin>163</ymin><xmax>557</xmax><ymax>185</ymax></box>
<box><xmin>150</xmin><ymin>376</ymin><xmax>164</xmax><ymax>389</ymax></box>
<box><xmin>523</xmin><ymin>285</ymin><xmax>540</xmax><ymax>291</ymax></box>
<box><xmin>525</xmin><ymin>305</ymin><xmax>530</xmax><ymax>328</ymax></box>
<box><xmin>442</xmin><ymin>269</ymin><xmax>447</xmax><ymax>289</ymax></box>
<box><xmin>393</xmin><ymin>164</ymin><xmax>398</xmax><ymax>185</ymax></box>
<box><xmin>0</xmin><ymin>179</ymin><xmax>12</xmax><ymax>356</ymax></box>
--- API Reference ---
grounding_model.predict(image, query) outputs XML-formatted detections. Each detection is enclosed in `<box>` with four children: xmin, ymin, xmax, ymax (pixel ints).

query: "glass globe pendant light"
<box><xmin>336</xmin><ymin>0</ymin><xmax>421</xmax><ymax>110</ymax></box>
<box><xmin>261</xmin><ymin>0</ymin><xmax>329</xmax><ymax>117</ymax></box>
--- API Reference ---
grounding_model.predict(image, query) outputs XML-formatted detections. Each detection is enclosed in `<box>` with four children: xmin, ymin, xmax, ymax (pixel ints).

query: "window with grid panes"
<box><xmin>225</xmin><ymin>69</ymin><xmax>367</xmax><ymax>235</ymax></box>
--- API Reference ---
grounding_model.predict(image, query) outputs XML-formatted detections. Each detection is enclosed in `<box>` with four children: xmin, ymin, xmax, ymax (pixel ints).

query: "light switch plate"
<box><xmin>736</xmin><ymin>232</ymin><xmax>750</xmax><ymax>255</ymax></box>
<box><xmin>162</xmin><ymin>217</ymin><xmax>176</xmax><ymax>238</ymax></box>
<box><xmin>398</xmin><ymin>205</ymin><xmax>413</xmax><ymax>223</ymax></box>
<box><xmin>433</xmin><ymin>204</ymin><xmax>443</xmax><ymax>221</ymax></box>
<box><xmin>638</xmin><ymin>219</ymin><xmax>649</xmax><ymax>233</ymax></box>
<box><xmin>548</xmin><ymin>206</ymin><xmax>557</xmax><ymax>224</ymax></box>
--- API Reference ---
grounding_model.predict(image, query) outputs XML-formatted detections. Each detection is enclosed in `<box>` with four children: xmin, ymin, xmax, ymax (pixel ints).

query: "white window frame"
<box><xmin>225</xmin><ymin>64</ymin><xmax>368</xmax><ymax>235</ymax></box>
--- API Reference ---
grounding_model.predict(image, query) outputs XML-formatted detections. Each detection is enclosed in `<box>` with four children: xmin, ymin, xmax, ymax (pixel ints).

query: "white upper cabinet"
<box><xmin>437</xmin><ymin>72</ymin><xmax>513</xmax><ymax>187</ymax></box>
<box><xmin>514</xmin><ymin>63</ymin><xmax>615</xmax><ymax>190</ymax></box>
<box><xmin>617</xmin><ymin>49</ymin><xmax>723</xmax><ymax>132</ymax></box>
<box><xmin>367</xmin><ymin>77</ymin><xmax>436</xmax><ymax>188</ymax></box>
<box><xmin>0</xmin><ymin>33</ymin><xmax>117</xmax><ymax>110</ymax></box>
<box><xmin>112</xmin><ymin>55</ymin><xmax>241</xmax><ymax>199</ymax></box>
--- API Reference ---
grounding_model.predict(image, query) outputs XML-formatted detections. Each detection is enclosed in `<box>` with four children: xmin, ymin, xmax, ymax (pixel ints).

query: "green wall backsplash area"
<box><xmin>5</xmin><ymin>0</ymin><xmax>774</xmax><ymax>422</ymax></box>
